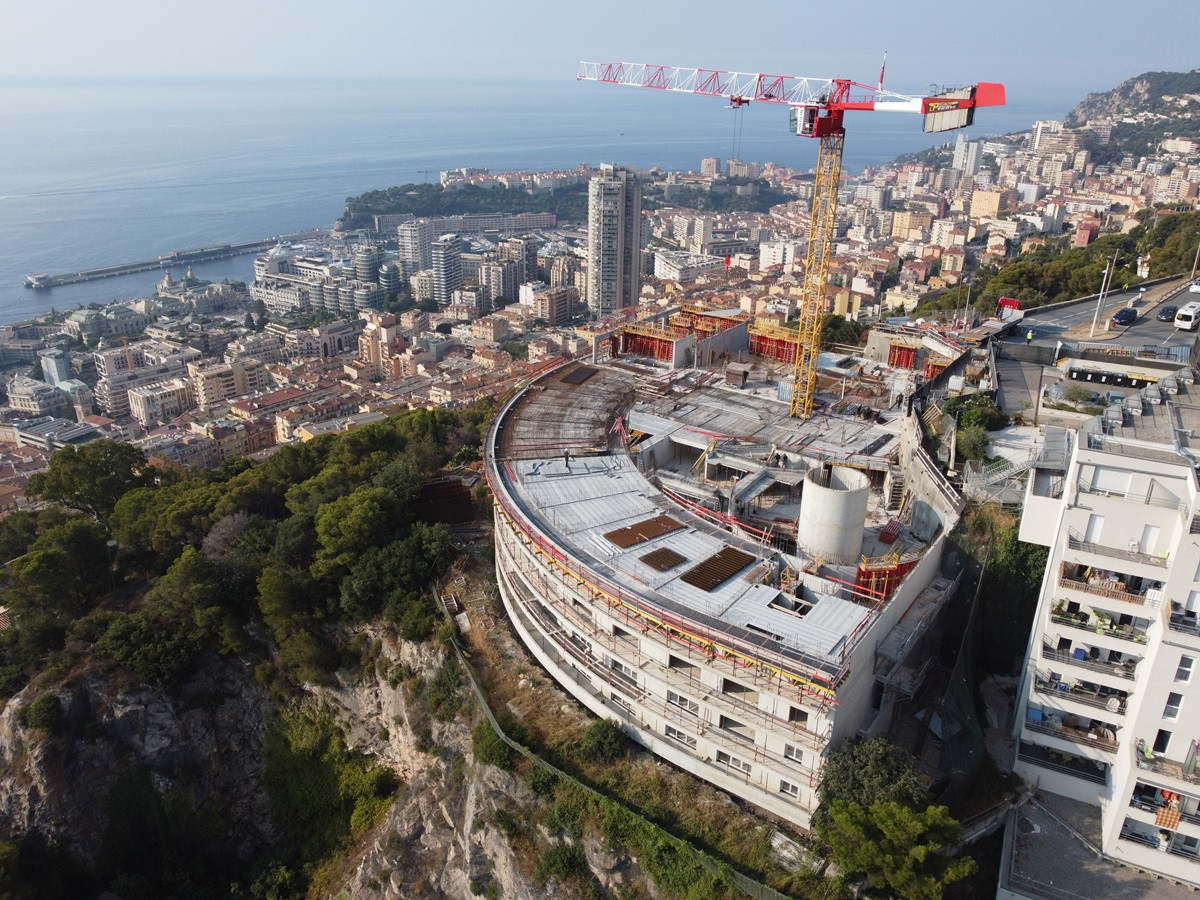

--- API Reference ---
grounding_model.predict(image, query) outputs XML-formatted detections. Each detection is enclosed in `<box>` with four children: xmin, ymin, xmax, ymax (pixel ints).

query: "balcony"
<box><xmin>1034</xmin><ymin>673</ymin><xmax>1128</xmax><ymax>714</ymax></box>
<box><xmin>1130</xmin><ymin>792</ymin><xmax>1200</xmax><ymax>828</ymax></box>
<box><xmin>1169</xmin><ymin>610</ymin><xmax>1200</xmax><ymax>639</ymax></box>
<box><xmin>1135</xmin><ymin>741</ymin><xmax>1200</xmax><ymax>788</ymax></box>
<box><xmin>1040</xmin><ymin>643</ymin><xmax>1137</xmax><ymax>681</ymax></box>
<box><xmin>1024</xmin><ymin>716</ymin><xmax>1118</xmax><ymax>752</ymax></box>
<box><xmin>1120</xmin><ymin>819</ymin><xmax>1200</xmax><ymax>858</ymax></box>
<box><xmin>1067</xmin><ymin>530</ymin><xmax>1167</xmax><ymax>569</ymax></box>
<box><xmin>1058</xmin><ymin>562</ymin><xmax>1163</xmax><ymax>609</ymax></box>
<box><xmin>1050</xmin><ymin>611</ymin><xmax>1149</xmax><ymax>644</ymax></box>
<box><xmin>1018</xmin><ymin>740</ymin><xmax>1108</xmax><ymax>784</ymax></box>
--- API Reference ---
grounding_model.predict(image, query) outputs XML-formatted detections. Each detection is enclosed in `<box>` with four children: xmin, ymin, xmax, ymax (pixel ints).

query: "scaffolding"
<box><xmin>620</xmin><ymin>321</ymin><xmax>688</xmax><ymax>363</ymax></box>
<box><xmin>748</xmin><ymin>320</ymin><xmax>800</xmax><ymax>364</ymax></box>
<box><xmin>856</xmin><ymin>551</ymin><xmax>922</xmax><ymax>599</ymax></box>
<box><xmin>888</xmin><ymin>342</ymin><xmax>918</xmax><ymax>369</ymax></box>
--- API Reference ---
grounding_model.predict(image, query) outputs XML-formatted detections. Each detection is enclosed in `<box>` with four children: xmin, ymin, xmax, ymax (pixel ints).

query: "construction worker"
<box><xmin>1026</xmin><ymin>329</ymin><xmax>1034</xmax><ymax>344</ymax></box>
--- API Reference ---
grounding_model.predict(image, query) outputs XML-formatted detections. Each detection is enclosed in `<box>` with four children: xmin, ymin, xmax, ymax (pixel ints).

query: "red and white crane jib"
<box><xmin>576</xmin><ymin>61</ymin><xmax>1006</xmax><ymax>132</ymax></box>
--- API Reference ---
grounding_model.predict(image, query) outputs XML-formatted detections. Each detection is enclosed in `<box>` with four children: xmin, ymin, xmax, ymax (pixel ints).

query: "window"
<box><xmin>1177</xmin><ymin>656</ymin><xmax>1195</xmax><ymax>683</ymax></box>
<box><xmin>1154</xmin><ymin>729</ymin><xmax>1173</xmax><ymax>754</ymax></box>
<box><xmin>1164</xmin><ymin>692</ymin><xmax>1183</xmax><ymax>720</ymax></box>
<box><xmin>783</xmin><ymin>744</ymin><xmax>803</xmax><ymax>765</ymax></box>
<box><xmin>788</xmin><ymin>707</ymin><xmax>809</xmax><ymax>727</ymax></box>
<box><xmin>779</xmin><ymin>780</ymin><xmax>800</xmax><ymax>798</ymax></box>
<box><xmin>608</xmin><ymin>656</ymin><xmax>637</xmax><ymax>684</ymax></box>
<box><xmin>667</xmin><ymin>690</ymin><xmax>699</xmax><ymax>715</ymax></box>
<box><xmin>716</xmin><ymin>750</ymin><xmax>751</xmax><ymax>775</ymax></box>
<box><xmin>665</xmin><ymin>724</ymin><xmax>697</xmax><ymax>749</ymax></box>
<box><xmin>611</xmin><ymin>692</ymin><xmax>631</xmax><ymax>712</ymax></box>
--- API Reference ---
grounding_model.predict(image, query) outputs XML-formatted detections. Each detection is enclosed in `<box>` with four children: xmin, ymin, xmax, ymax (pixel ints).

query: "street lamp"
<box><xmin>1090</xmin><ymin>252</ymin><xmax>1120</xmax><ymax>338</ymax></box>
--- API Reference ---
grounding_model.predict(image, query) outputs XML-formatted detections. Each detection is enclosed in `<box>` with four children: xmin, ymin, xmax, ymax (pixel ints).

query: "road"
<box><xmin>1004</xmin><ymin>278</ymin><xmax>1197</xmax><ymax>352</ymax></box>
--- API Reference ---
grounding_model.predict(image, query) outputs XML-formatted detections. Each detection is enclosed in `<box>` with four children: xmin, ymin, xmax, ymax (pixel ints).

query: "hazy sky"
<box><xmin>2</xmin><ymin>0</ymin><xmax>1196</xmax><ymax>106</ymax></box>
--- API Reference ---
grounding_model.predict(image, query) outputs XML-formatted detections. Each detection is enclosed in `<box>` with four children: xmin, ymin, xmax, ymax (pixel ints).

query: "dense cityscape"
<box><xmin>2</xmin><ymin>60</ymin><xmax>1200</xmax><ymax>900</ymax></box>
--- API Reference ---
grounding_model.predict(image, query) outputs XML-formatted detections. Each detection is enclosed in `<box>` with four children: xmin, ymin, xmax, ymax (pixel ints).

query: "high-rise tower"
<box><xmin>397</xmin><ymin>219</ymin><xmax>434</xmax><ymax>271</ymax></box>
<box><xmin>432</xmin><ymin>234</ymin><xmax>463</xmax><ymax>308</ymax></box>
<box><xmin>586</xmin><ymin>164</ymin><xmax>642</xmax><ymax>318</ymax></box>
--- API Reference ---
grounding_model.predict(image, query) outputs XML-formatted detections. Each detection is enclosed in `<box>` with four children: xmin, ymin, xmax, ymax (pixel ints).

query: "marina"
<box><xmin>23</xmin><ymin>237</ymin><xmax>290</xmax><ymax>290</ymax></box>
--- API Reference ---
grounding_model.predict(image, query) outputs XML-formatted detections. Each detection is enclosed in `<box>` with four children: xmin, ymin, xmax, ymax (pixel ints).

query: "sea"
<box><xmin>0</xmin><ymin>77</ymin><xmax>1074</xmax><ymax>325</ymax></box>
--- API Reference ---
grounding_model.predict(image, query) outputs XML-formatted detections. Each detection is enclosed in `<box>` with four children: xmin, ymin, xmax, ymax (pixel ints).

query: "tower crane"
<box><xmin>577</xmin><ymin>61</ymin><xmax>1006</xmax><ymax>420</ymax></box>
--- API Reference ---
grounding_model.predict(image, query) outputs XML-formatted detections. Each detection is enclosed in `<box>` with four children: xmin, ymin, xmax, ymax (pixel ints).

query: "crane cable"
<box><xmin>730</xmin><ymin>104</ymin><xmax>744</xmax><ymax>165</ymax></box>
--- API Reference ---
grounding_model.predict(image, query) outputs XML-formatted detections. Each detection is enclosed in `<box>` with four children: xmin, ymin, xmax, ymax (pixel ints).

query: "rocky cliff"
<box><xmin>0</xmin><ymin>626</ymin><xmax>645</xmax><ymax>899</ymax></box>
<box><xmin>0</xmin><ymin>658</ymin><xmax>275</xmax><ymax>868</ymax></box>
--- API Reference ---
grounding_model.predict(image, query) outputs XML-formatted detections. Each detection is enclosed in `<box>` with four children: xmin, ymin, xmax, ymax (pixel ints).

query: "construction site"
<box><xmin>484</xmin><ymin>312</ymin><xmax>979</xmax><ymax>826</ymax></box>
<box><xmin>481</xmin><ymin>58</ymin><xmax>1008</xmax><ymax>829</ymax></box>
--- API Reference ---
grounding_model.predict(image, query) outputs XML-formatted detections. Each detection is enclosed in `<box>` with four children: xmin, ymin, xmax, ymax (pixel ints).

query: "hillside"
<box><xmin>0</xmin><ymin>412</ymin><xmax>832</xmax><ymax>900</ymax></box>
<box><xmin>1065</xmin><ymin>68</ymin><xmax>1200</xmax><ymax>159</ymax></box>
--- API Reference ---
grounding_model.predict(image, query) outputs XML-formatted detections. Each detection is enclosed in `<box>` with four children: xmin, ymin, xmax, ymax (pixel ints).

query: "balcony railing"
<box><xmin>1067</xmin><ymin>531</ymin><xmax>1168</xmax><ymax>568</ymax></box>
<box><xmin>1076</xmin><ymin>480</ymin><xmax>1188</xmax><ymax>514</ymax></box>
<box><xmin>1050</xmin><ymin>612</ymin><xmax>1148</xmax><ymax>644</ymax></box>
<box><xmin>1119</xmin><ymin>827</ymin><xmax>1161</xmax><ymax>849</ymax></box>
<box><xmin>1024</xmin><ymin>718</ymin><xmax>1118</xmax><ymax>752</ymax></box>
<box><xmin>1018</xmin><ymin>741</ymin><xmax>1108</xmax><ymax>784</ymax></box>
<box><xmin>1135</xmin><ymin>747</ymin><xmax>1200</xmax><ymax>788</ymax></box>
<box><xmin>1058</xmin><ymin>565</ymin><xmax>1160</xmax><ymax>608</ymax></box>
<box><xmin>1034</xmin><ymin>679</ymin><xmax>1127</xmax><ymax>714</ymax></box>
<box><xmin>1040</xmin><ymin>644</ymin><xmax>1137</xmax><ymax>680</ymax></box>
<box><xmin>1130</xmin><ymin>795</ymin><xmax>1200</xmax><ymax>827</ymax></box>
<box><xmin>1169</xmin><ymin>613</ymin><xmax>1200</xmax><ymax>638</ymax></box>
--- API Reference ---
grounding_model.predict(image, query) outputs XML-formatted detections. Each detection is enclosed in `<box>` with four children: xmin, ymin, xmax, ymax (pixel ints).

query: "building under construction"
<box><xmin>484</xmin><ymin>339</ymin><xmax>968</xmax><ymax>827</ymax></box>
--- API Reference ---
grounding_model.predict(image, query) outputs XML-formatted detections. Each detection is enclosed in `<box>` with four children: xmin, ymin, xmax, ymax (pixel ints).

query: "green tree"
<box><xmin>577</xmin><ymin>718</ymin><xmax>627</xmax><ymax>763</ymax></box>
<box><xmin>978</xmin><ymin>524</ymin><xmax>1049</xmax><ymax>673</ymax></box>
<box><xmin>20</xmin><ymin>693</ymin><xmax>63</xmax><ymax>733</ymax></box>
<box><xmin>500</xmin><ymin>340</ymin><xmax>529</xmax><ymax>361</ymax></box>
<box><xmin>26</xmin><ymin>441</ymin><xmax>154</xmax><ymax>520</ymax></box>
<box><xmin>957</xmin><ymin>425</ymin><xmax>989</xmax><ymax>463</ymax></box>
<box><xmin>817</xmin><ymin>800</ymin><xmax>976</xmax><ymax>899</ymax></box>
<box><xmin>817</xmin><ymin>737</ymin><xmax>925</xmax><ymax>814</ymax></box>
<box><xmin>820</xmin><ymin>314</ymin><xmax>865</xmax><ymax>348</ymax></box>
<box><xmin>145</xmin><ymin>546</ymin><xmax>224</xmax><ymax>636</ymax></box>
<box><xmin>7</xmin><ymin>517</ymin><xmax>111</xmax><ymax>615</ymax></box>
<box><xmin>472</xmin><ymin>721</ymin><xmax>512</xmax><ymax>769</ymax></box>
<box><xmin>0</xmin><ymin>511</ymin><xmax>40</xmax><ymax>565</ymax></box>
<box><xmin>311</xmin><ymin>487</ymin><xmax>399</xmax><ymax>583</ymax></box>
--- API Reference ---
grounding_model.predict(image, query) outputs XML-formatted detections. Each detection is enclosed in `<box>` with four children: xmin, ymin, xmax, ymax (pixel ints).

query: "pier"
<box><xmin>23</xmin><ymin>232</ymin><xmax>322</xmax><ymax>290</ymax></box>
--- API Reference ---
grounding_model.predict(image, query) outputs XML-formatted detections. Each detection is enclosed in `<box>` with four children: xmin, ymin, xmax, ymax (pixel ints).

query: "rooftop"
<box><xmin>493</xmin><ymin>360</ymin><xmax>942</xmax><ymax>686</ymax></box>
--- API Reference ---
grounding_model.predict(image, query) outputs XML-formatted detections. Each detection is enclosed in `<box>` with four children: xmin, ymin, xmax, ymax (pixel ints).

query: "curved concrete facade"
<box><xmin>485</xmin><ymin>362</ymin><xmax>957</xmax><ymax>830</ymax></box>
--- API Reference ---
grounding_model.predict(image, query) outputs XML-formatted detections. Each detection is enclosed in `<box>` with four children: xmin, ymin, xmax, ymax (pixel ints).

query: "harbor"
<box><xmin>22</xmin><ymin>230</ymin><xmax>329</xmax><ymax>291</ymax></box>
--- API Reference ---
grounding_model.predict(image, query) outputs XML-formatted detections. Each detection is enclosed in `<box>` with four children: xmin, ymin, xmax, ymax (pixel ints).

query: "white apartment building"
<box><xmin>1015</xmin><ymin>404</ymin><xmax>1200</xmax><ymax>885</ymax></box>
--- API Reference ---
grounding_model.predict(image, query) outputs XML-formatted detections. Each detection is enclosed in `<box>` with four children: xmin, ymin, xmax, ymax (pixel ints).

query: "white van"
<box><xmin>1176</xmin><ymin>302</ymin><xmax>1200</xmax><ymax>331</ymax></box>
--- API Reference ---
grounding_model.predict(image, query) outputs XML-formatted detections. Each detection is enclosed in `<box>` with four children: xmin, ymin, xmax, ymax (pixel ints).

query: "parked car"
<box><xmin>1157</xmin><ymin>305</ymin><xmax>1178</xmax><ymax>322</ymax></box>
<box><xmin>1111</xmin><ymin>307</ymin><xmax>1137</xmax><ymax>327</ymax></box>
